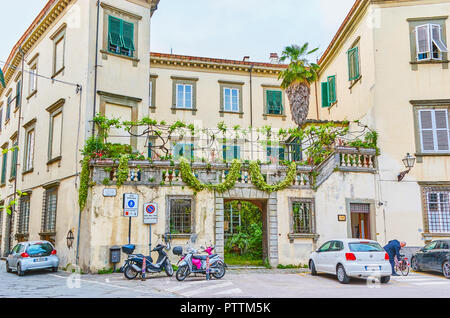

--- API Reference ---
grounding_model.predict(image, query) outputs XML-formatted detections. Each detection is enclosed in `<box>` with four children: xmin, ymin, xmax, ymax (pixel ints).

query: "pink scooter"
<box><xmin>173</xmin><ymin>244</ymin><xmax>227</xmax><ymax>281</ymax></box>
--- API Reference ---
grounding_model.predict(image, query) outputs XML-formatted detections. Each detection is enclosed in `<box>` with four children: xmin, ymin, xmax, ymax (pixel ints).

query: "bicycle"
<box><xmin>394</xmin><ymin>254</ymin><xmax>410</xmax><ymax>276</ymax></box>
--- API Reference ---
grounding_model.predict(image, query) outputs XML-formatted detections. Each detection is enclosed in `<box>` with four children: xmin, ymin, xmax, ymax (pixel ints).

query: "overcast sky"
<box><xmin>0</xmin><ymin>0</ymin><xmax>355</xmax><ymax>64</ymax></box>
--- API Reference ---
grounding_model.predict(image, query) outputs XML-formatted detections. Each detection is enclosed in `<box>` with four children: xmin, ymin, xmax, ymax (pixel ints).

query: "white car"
<box><xmin>308</xmin><ymin>239</ymin><xmax>392</xmax><ymax>284</ymax></box>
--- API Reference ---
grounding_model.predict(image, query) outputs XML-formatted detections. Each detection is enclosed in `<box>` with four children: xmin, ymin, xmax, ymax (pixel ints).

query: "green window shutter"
<box><xmin>279</xmin><ymin>147</ymin><xmax>285</xmax><ymax>161</ymax></box>
<box><xmin>11</xmin><ymin>145</ymin><xmax>17</xmax><ymax>178</ymax></box>
<box><xmin>108</xmin><ymin>16</ymin><xmax>122</xmax><ymax>48</ymax></box>
<box><xmin>122</xmin><ymin>21</ymin><xmax>135</xmax><ymax>51</ymax></box>
<box><xmin>321</xmin><ymin>82</ymin><xmax>330</xmax><ymax>107</ymax></box>
<box><xmin>16</xmin><ymin>81</ymin><xmax>21</xmax><ymax>108</ymax></box>
<box><xmin>267</xmin><ymin>90</ymin><xmax>283</xmax><ymax>114</ymax></box>
<box><xmin>148</xmin><ymin>141</ymin><xmax>152</xmax><ymax>159</ymax></box>
<box><xmin>234</xmin><ymin>146</ymin><xmax>240</xmax><ymax>159</ymax></box>
<box><xmin>327</xmin><ymin>76</ymin><xmax>336</xmax><ymax>104</ymax></box>
<box><xmin>347</xmin><ymin>47</ymin><xmax>360</xmax><ymax>81</ymax></box>
<box><xmin>1</xmin><ymin>152</ymin><xmax>7</xmax><ymax>184</ymax></box>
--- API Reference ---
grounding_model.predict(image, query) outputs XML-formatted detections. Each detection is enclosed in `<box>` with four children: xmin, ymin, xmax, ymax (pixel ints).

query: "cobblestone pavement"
<box><xmin>1</xmin><ymin>261</ymin><xmax>449</xmax><ymax>298</ymax></box>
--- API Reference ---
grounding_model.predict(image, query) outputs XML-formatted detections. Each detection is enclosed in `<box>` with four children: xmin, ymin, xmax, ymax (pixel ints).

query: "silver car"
<box><xmin>6</xmin><ymin>241</ymin><xmax>59</xmax><ymax>276</ymax></box>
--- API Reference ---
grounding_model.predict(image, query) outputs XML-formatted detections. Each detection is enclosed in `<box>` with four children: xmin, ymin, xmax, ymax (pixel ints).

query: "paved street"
<box><xmin>1</xmin><ymin>261</ymin><xmax>449</xmax><ymax>298</ymax></box>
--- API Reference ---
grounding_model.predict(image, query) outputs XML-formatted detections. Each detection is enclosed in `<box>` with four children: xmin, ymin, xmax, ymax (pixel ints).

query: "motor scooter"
<box><xmin>173</xmin><ymin>243</ymin><xmax>227</xmax><ymax>281</ymax></box>
<box><xmin>121</xmin><ymin>243</ymin><xmax>174</xmax><ymax>280</ymax></box>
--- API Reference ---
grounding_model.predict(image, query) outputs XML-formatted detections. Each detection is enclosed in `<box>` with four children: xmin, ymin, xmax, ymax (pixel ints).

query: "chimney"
<box><xmin>243</xmin><ymin>56</ymin><xmax>250</xmax><ymax>62</ymax></box>
<box><xmin>269</xmin><ymin>53</ymin><xmax>279</xmax><ymax>64</ymax></box>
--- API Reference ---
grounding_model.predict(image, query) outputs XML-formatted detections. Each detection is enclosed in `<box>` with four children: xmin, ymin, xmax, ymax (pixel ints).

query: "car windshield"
<box><xmin>26</xmin><ymin>242</ymin><xmax>53</xmax><ymax>256</ymax></box>
<box><xmin>349</xmin><ymin>242</ymin><xmax>384</xmax><ymax>252</ymax></box>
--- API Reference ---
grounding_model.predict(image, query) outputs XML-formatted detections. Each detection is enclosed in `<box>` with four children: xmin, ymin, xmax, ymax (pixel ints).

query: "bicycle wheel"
<box><xmin>400</xmin><ymin>260</ymin><xmax>409</xmax><ymax>276</ymax></box>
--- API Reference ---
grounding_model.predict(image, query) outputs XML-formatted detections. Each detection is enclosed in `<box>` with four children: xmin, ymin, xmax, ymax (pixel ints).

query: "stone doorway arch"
<box><xmin>214</xmin><ymin>186</ymin><xmax>278</xmax><ymax>266</ymax></box>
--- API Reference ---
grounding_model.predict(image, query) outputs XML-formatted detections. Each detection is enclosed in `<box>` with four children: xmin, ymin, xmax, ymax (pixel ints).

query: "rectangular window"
<box><xmin>416</xmin><ymin>23</ymin><xmax>448</xmax><ymax>61</ymax></box>
<box><xmin>223</xmin><ymin>88</ymin><xmax>239</xmax><ymax>112</ymax></box>
<box><xmin>267</xmin><ymin>146</ymin><xmax>285</xmax><ymax>162</ymax></box>
<box><xmin>266</xmin><ymin>90</ymin><xmax>283</xmax><ymax>115</ymax></box>
<box><xmin>17</xmin><ymin>195</ymin><xmax>30</xmax><ymax>235</ymax></box>
<box><xmin>222</xmin><ymin>145</ymin><xmax>240</xmax><ymax>161</ymax></box>
<box><xmin>347</xmin><ymin>47</ymin><xmax>360</xmax><ymax>81</ymax></box>
<box><xmin>42</xmin><ymin>187</ymin><xmax>58</xmax><ymax>234</ymax></box>
<box><xmin>292</xmin><ymin>201</ymin><xmax>313</xmax><ymax>234</ymax></box>
<box><xmin>24</xmin><ymin>129</ymin><xmax>35</xmax><ymax>172</ymax></box>
<box><xmin>54</xmin><ymin>38</ymin><xmax>65</xmax><ymax>74</ymax></box>
<box><xmin>108</xmin><ymin>16</ymin><xmax>135</xmax><ymax>57</ymax></box>
<box><xmin>10</xmin><ymin>139</ymin><xmax>17</xmax><ymax>179</ymax></box>
<box><xmin>29</xmin><ymin>63</ymin><xmax>37</xmax><ymax>95</ymax></box>
<box><xmin>1</xmin><ymin>148</ymin><xmax>7</xmax><ymax>185</ymax></box>
<box><xmin>176</xmin><ymin>84</ymin><xmax>193</xmax><ymax>109</ymax></box>
<box><xmin>173</xmin><ymin>143</ymin><xmax>194</xmax><ymax>160</ymax></box>
<box><xmin>6</xmin><ymin>94</ymin><xmax>12</xmax><ymax>122</ymax></box>
<box><xmin>423</xmin><ymin>187</ymin><xmax>450</xmax><ymax>233</ymax></box>
<box><xmin>418</xmin><ymin>109</ymin><xmax>449</xmax><ymax>153</ymax></box>
<box><xmin>0</xmin><ymin>108</ymin><xmax>3</xmax><ymax>132</ymax></box>
<box><xmin>286</xmin><ymin>138</ymin><xmax>302</xmax><ymax>162</ymax></box>
<box><xmin>49</xmin><ymin>111</ymin><xmax>63</xmax><ymax>160</ymax></box>
<box><xmin>169</xmin><ymin>198</ymin><xmax>192</xmax><ymax>234</ymax></box>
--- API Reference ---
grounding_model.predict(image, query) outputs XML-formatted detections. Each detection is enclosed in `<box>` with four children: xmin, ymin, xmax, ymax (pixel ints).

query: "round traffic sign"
<box><xmin>128</xmin><ymin>200</ymin><xmax>135</xmax><ymax>208</ymax></box>
<box><xmin>146</xmin><ymin>204</ymin><xmax>155</xmax><ymax>214</ymax></box>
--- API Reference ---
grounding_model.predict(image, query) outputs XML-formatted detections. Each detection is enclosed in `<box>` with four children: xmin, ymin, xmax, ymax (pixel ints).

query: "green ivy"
<box><xmin>116</xmin><ymin>155</ymin><xmax>129</xmax><ymax>188</ymax></box>
<box><xmin>78</xmin><ymin>156</ymin><xmax>90</xmax><ymax>211</ymax></box>
<box><xmin>249</xmin><ymin>161</ymin><xmax>297</xmax><ymax>193</ymax></box>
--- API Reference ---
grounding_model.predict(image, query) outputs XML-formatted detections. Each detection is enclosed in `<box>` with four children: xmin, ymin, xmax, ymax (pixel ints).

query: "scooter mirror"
<box><xmin>190</xmin><ymin>234</ymin><xmax>198</xmax><ymax>243</ymax></box>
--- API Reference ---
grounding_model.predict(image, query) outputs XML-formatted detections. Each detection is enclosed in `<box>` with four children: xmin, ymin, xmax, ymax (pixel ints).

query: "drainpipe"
<box><xmin>314</xmin><ymin>80</ymin><xmax>320</xmax><ymax>121</ymax></box>
<box><xmin>76</xmin><ymin>0</ymin><xmax>101</xmax><ymax>266</ymax></box>
<box><xmin>249</xmin><ymin>65</ymin><xmax>254</xmax><ymax>160</ymax></box>
<box><xmin>9</xmin><ymin>46</ymin><xmax>25</xmax><ymax>253</ymax></box>
<box><xmin>92</xmin><ymin>0</ymin><xmax>100</xmax><ymax>137</ymax></box>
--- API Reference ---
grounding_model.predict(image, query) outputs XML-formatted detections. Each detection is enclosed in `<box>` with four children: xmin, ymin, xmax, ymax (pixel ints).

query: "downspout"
<box><xmin>76</xmin><ymin>0</ymin><xmax>100</xmax><ymax>266</ymax></box>
<box><xmin>92</xmin><ymin>0</ymin><xmax>100</xmax><ymax>137</ymax></box>
<box><xmin>249</xmin><ymin>65</ymin><xmax>254</xmax><ymax>160</ymax></box>
<box><xmin>9</xmin><ymin>46</ymin><xmax>25</xmax><ymax>254</ymax></box>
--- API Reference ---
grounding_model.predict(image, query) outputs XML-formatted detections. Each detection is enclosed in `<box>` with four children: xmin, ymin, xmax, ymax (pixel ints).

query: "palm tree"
<box><xmin>278</xmin><ymin>43</ymin><xmax>320</xmax><ymax>127</ymax></box>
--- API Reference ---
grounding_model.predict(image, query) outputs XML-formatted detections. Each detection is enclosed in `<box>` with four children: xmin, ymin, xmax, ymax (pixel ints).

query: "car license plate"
<box><xmin>365</xmin><ymin>266</ymin><xmax>381</xmax><ymax>272</ymax></box>
<box><xmin>33</xmin><ymin>257</ymin><xmax>47</xmax><ymax>263</ymax></box>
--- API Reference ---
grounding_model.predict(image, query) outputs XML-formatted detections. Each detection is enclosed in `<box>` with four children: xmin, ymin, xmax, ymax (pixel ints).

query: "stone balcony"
<box><xmin>91</xmin><ymin>147</ymin><xmax>377</xmax><ymax>189</ymax></box>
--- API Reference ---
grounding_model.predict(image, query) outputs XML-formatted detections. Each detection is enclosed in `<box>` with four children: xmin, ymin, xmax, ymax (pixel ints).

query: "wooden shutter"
<box><xmin>327</xmin><ymin>76</ymin><xmax>336</xmax><ymax>104</ymax></box>
<box><xmin>419</xmin><ymin>110</ymin><xmax>435</xmax><ymax>151</ymax></box>
<box><xmin>122</xmin><ymin>21</ymin><xmax>135</xmax><ymax>51</ymax></box>
<box><xmin>435</xmin><ymin>110</ymin><xmax>449</xmax><ymax>151</ymax></box>
<box><xmin>16</xmin><ymin>80</ymin><xmax>21</xmax><ymax>108</ymax></box>
<box><xmin>11</xmin><ymin>143</ymin><xmax>17</xmax><ymax>178</ymax></box>
<box><xmin>347</xmin><ymin>47</ymin><xmax>359</xmax><ymax>81</ymax></box>
<box><xmin>1</xmin><ymin>152</ymin><xmax>7</xmax><ymax>184</ymax></box>
<box><xmin>416</xmin><ymin>24</ymin><xmax>431</xmax><ymax>60</ymax></box>
<box><xmin>108</xmin><ymin>16</ymin><xmax>122</xmax><ymax>47</ymax></box>
<box><xmin>431</xmin><ymin>24</ymin><xmax>448</xmax><ymax>53</ymax></box>
<box><xmin>321</xmin><ymin>82</ymin><xmax>329</xmax><ymax>107</ymax></box>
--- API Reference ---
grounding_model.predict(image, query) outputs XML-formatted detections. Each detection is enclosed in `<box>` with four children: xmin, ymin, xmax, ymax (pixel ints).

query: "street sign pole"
<box><xmin>149</xmin><ymin>224</ymin><xmax>152</xmax><ymax>255</ymax></box>
<box><xmin>128</xmin><ymin>217</ymin><xmax>131</xmax><ymax>245</ymax></box>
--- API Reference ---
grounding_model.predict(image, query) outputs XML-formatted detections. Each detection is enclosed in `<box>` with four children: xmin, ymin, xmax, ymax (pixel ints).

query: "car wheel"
<box><xmin>52</xmin><ymin>267</ymin><xmax>58</xmax><ymax>272</ymax></box>
<box><xmin>6</xmin><ymin>261</ymin><xmax>12</xmax><ymax>273</ymax></box>
<box><xmin>411</xmin><ymin>257</ymin><xmax>421</xmax><ymax>272</ymax></box>
<box><xmin>17</xmin><ymin>263</ymin><xmax>25</xmax><ymax>276</ymax></box>
<box><xmin>336</xmin><ymin>265</ymin><xmax>350</xmax><ymax>284</ymax></box>
<box><xmin>309</xmin><ymin>260</ymin><xmax>317</xmax><ymax>276</ymax></box>
<box><xmin>380</xmin><ymin>276</ymin><xmax>390</xmax><ymax>284</ymax></box>
<box><xmin>442</xmin><ymin>261</ymin><xmax>450</xmax><ymax>279</ymax></box>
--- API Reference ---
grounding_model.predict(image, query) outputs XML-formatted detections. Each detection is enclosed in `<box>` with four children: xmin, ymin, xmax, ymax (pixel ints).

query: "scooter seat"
<box><xmin>135</xmin><ymin>254</ymin><xmax>153</xmax><ymax>263</ymax></box>
<box><xmin>192</xmin><ymin>254</ymin><xmax>217</xmax><ymax>260</ymax></box>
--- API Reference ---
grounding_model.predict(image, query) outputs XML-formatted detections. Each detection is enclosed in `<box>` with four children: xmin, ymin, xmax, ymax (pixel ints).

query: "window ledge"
<box><xmin>219</xmin><ymin>110</ymin><xmax>243</xmax><ymax>115</ymax></box>
<box><xmin>51</xmin><ymin>67</ymin><xmax>65</xmax><ymax>79</ymax></box>
<box><xmin>100</xmin><ymin>49</ymin><xmax>140</xmax><ymax>66</ymax></box>
<box><xmin>22</xmin><ymin>168</ymin><xmax>34</xmax><ymax>175</ymax></box>
<box><xmin>9</xmin><ymin>176</ymin><xmax>16</xmax><ymax>182</ymax></box>
<box><xmin>264</xmin><ymin>113</ymin><xmax>286</xmax><ymax>118</ymax></box>
<box><xmin>349</xmin><ymin>75</ymin><xmax>362</xmax><ymax>89</ymax></box>
<box><xmin>410</xmin><ymin>60</ymin><xmax>449</xmax><ymax>65</ymax></box>
<box><xmin>0</xmin><ymin>183</ymin><xmax>5</xmax><ymax>188</ymax></box>
<box><xmin>171</xmin><ymin>234</ymin><xmax>192</xmax><ymax>239</ymax></box>
<box><xmin>26</xmin><ymin>90</ymin><xmax>37</xmax><ymax>101</ymax></box>
<box><xmin>422</xmin><ymin>232</ymin><xmax>450</xmax><ymax>238</ymax></box>
<box><xmin>13</xmin><ymin>106</ymin><xmax>21</xmax><ymax>114</ymax></box>
<box><xmin>47</xmin><ymin>156</ymin><xmax>62</xmax><ymax>165</ymax></box>
<box><xmin>288</xmin><ymin>233</ymin><xmax>320</xmax><ymax>243</ymax></box>
<box><xmin>415</xmin><ymin>152</ymin><xmax>450</xmax><ymax>157</ymax></box>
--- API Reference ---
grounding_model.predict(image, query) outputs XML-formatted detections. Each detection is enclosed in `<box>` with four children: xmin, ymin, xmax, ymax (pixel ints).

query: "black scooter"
<box><xmin>121</xmin><ymin>243</ymin><xmax>174</xmax><ymax>280</ymax></box>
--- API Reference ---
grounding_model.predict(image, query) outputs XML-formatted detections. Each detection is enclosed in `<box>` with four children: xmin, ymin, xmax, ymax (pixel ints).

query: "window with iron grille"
<box><xmin>17</xmin><ymin>195</ymin><xmax>30</xmax><ymax>235</ymax></box>
<box><xmin>169</xmin><ymin>198</ymin><xmax>192</xmax><ymax>234</ymax></box>
<box><xmin>350</xmin><ymin>203</ymin><xmax>370</xmax><ymax>214</ymax></box>
<box><xmin>422</xmin><ymin>186</ymin><xmax>450</xmax><ymax>233</ymax></box>
<box><xmin>291</xmin><ymin>200</ymin><xmax>314</xmax><ymax>234</ymax></box>
<box><xmin>42</xmin><ymin>187</ymin><xmax>58</xmax><ymax>233</ymax></box>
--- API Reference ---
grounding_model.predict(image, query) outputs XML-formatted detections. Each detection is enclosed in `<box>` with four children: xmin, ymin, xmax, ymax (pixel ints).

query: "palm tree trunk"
<box><xmin>286</xmin><ymin>81</ymin><xmax>310</xmax><ymax>127</ymax></box>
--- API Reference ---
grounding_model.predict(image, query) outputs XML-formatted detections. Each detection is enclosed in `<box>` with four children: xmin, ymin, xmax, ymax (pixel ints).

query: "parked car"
<box><xmin>5</xmin><ymin>241</ymin><xmax>59</xmax><ymax>276</ymax></box>
<box><xmin>411</xmin><ymin>240</ymin><xmax>450</xmax><ymax>279</ymax></box>
<box><xmin>309</xmin><ymin>239</ymin><xmax>392</xmax><ymax>284</ymax></box>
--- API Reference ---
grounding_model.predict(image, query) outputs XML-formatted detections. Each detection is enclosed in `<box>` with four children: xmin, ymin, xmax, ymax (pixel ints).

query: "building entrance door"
<box><xmin>350</xmin><ymin>203</ymin><xmax>371</xmax><ymax>239</ymax></box>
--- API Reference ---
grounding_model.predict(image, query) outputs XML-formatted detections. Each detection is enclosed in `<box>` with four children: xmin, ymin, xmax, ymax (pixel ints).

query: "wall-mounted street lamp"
<box><xmin>398</xmin><ymin>153</ymin><xmax>416</xmax><ymax>182</ymax></box>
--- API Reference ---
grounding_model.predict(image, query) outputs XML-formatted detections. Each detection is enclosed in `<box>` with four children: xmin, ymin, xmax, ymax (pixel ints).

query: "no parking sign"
<box><xmin>143</xmin><ymin>203</ymin><xmax>158</xmax><ymax>224</ymax></box>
